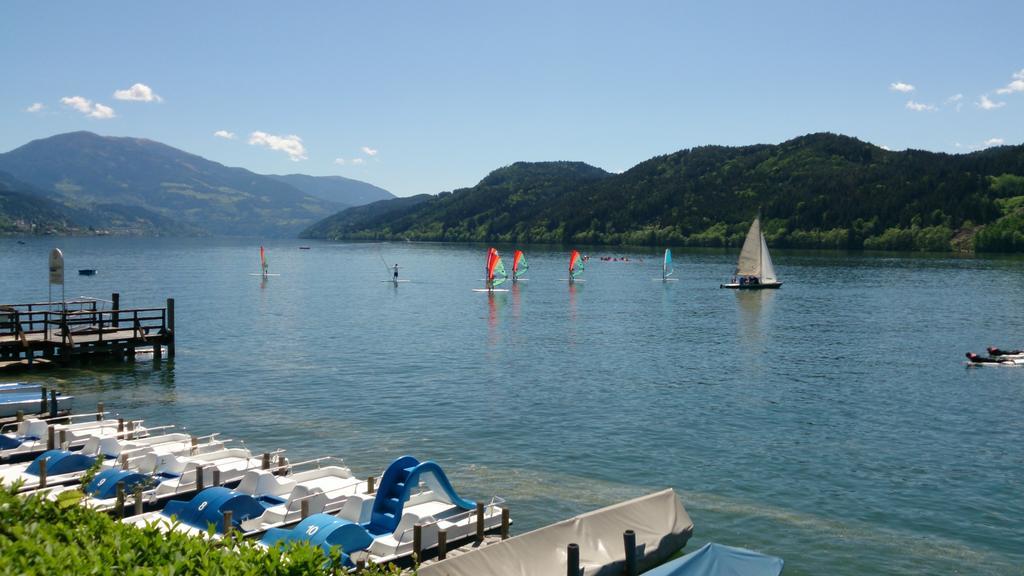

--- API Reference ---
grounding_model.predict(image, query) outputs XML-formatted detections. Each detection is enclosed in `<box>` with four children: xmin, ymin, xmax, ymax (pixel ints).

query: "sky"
<box><xmin>2</xmin><ymin>1</ymin><xmax>1023</xmax><ymax>197</ymax></box>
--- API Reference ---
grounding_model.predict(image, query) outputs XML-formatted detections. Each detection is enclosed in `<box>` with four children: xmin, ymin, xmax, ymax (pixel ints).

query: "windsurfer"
<box><xmin>393</xmin><ymin>264</ymin><xmax>399</xmax><ymax>282</ymax></box>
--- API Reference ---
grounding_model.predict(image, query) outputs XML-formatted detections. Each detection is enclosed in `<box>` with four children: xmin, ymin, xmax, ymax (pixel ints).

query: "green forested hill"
<box><xmin>302</xmin><ymin>133</ymin><xmax>1024</xmax><ymax>252</ymax></box>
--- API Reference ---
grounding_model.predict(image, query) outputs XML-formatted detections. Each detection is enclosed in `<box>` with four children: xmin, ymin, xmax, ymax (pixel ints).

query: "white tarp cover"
<box><xmin>419</xmin><ymin>489</ymin><xmax>693</xmax><ymax>576</ymax></box>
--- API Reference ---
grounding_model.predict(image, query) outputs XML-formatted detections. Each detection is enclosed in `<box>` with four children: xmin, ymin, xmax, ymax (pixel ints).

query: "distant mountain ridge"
<box><xmin>0</xmin><ymin>131</ymin><xmax>393</xmax><ymax>237</ymax></box>
<box><xmin>302</xmin><ymin>133</ymin><xmax>1024</xmax><ymax>252</ymax></box>
<box><xmin>265</xmin><ymin>173</ymin><xmax>393</xmax><ymax>208</ymax></box>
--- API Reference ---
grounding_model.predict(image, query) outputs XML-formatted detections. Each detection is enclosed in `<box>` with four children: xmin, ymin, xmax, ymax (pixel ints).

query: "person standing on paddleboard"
<box><xmin>393</xmin><ymin>264</ymin><xmax>399</xmax><ymax>282</ymax></box>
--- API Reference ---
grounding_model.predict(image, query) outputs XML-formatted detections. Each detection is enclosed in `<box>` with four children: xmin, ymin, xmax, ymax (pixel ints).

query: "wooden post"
<box><xmin>222</xmin><ymin>509</ymin><xmax>233</xmax><ymax>536</ymax></box>
<box><xmin>38</xmin><ymin>458</ymin><xmax>47</xmax><ymax>489</ymax></box>
<box><xmin>212</xmin><ymin>468</ymin><xmax>221</xmax><ymax>487</ymax></box>
<box><xmin>49</xmin><ymin>390</ymin><xmax>58</xmax><ymax>417</ymax></box>
<box><xmin>195</xmin><ymin>465</ymin><xmax>205</xmax><ymax>491</ymax></box>
<box><xmin>47</xmin><ymin>425</ymin><xmax>55</xmax><ymax>450</ymax></box>
<box><xmin>624</xmin><ymin>530</ymin><xmax>638</xmax><ymax>576</ymax></box>
<box><xmin>16</xmin><ymin>409</ymin><xmax>23</xmax><ymax>422</ymax></box>
<box><xmin>111</xmin><ymin>293</ymin><xmax>120</xmax><ymax>328</ymax></box>
<box><xmin>115</xmin><ymin>481</ymin><xmax>125</xmax><ymax>517</ymax></box>
<box><xmin>39</xmin><ymin>387</ymin><xmax>47</xmax><ymax>414</ymax></box>
<box><xmin>501</xmin><ymin>507</ymin><xmax>510</xmax><ymax>540</ymax></box>
<box><xmin>96</xmin><ymin>401</ymin><xmax>104</xmax><ymax>421</ymax></box>
<box><xmin>126</xmin><ymin>419</ymin><xmax>135</xmax><ymax>439</ymax></box>
<box><xmin>356</xmin><ymin>560</ymin><xmax>366</xmax><ymax>571</ymax></box>
<box><xmin>476</xmin><ymin>501</ymin><xmax>485</xmax><ymax>543</ymax></box>
<box><xmin>118</xmin><ymin>418</ymin><xmax>124</xmax><ymax>433</ymax></box>
<box><xmin>567</xmin><ymin>543</ymin><xmax>580</xmax><ymax>576</ymax></box>
<box><xmin>367</xmin><ymin>476</ymin><xmax>376</xmax><ymax>494</ymax></box>
<box><xmin>262</xmin><ymin>452</ymin><xmax>270</xmax><ymax>470</ymax></box>
<box><xmin>190</xmin><ymin>435</ymin><xmax>198</xmax><ymax>456</ymax></box>
<box><xmin>166</xmin><ymin>298</ymin><xmax>175</xmax><ymax>358</ymax></box>
<box><xmin>121</xmin><ymin>454</ymin><xmax>129</xmax><ymax>470</ymax></box>
<box><xmin>300</xmin><ymin>498</ymin><xmax>310</xmax><ymax>519</ymax></box>
<box><xmin>134</xmin><ymin>483</ymin><xmax>144</xmax><ymax>516</ymax></box>
<box><xmin>58</xmin><ymin>429</ymin><xmax>66</xmax><ymax>449</ymax></box>
<box><xmin>413</xmin><ymin>523</ymin><xmax>423</xmax><ymax>563</ymax></box>
<box><xmin>437</xmin><ymin>529</ymin><xmax>448</xmax><ymax>560</ymax></box>
<box><xmin>277</xmin><ymin>454</ymin><xmax>287</xmax><ymax>473</ymax></box>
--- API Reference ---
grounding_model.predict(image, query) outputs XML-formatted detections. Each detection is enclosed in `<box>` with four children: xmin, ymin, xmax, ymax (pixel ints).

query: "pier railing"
<box><xmin>0</xmin><ymin>294</ymin><xmax>175</xmax><ymax>366</ymax></box>
<box><xmin>0</xmin><ymin>306</ymin><xmax>168</xmax><ymax>345</ymax></box>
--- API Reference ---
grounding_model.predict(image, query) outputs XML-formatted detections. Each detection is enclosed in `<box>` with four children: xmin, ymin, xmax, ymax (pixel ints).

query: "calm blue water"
<box><xmin>2</xmin><ymin>237</ymin><xmax>1023</xmax><ymax>575</ymax></box>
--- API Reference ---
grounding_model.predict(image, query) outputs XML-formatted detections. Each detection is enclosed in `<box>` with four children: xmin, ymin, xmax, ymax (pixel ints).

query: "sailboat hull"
<box><xmin>720</xmin><ymin>282</ymin><xmax>782</xmax><ymax>290</ymax></box>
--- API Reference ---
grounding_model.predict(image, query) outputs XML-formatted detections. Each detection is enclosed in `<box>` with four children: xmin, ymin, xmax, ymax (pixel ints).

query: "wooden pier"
<box><xmin>0</xmin><ymin>293</ymin><xmax>174</xmax><ymax>372</ymax></box>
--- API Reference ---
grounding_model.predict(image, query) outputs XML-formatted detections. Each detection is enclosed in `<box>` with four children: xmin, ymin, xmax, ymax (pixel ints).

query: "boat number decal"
<box><xmin>97</xmin><ymin>478</ymin><xmax>106</xmax><ymax>486</ymax></box>
<box><xmin>306</xmin><ymin>526</ymin><xmax>319</xmax><ymax>536</ymax></box>
<box><xmin>197</xmin><ymin>501</ymin><xmax>208</xmax><ymax>511</ymax></box>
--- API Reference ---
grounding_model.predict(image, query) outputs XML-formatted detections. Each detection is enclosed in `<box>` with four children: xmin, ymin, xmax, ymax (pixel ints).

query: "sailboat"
<box><xmin>568</xmin><ymin>249</ymin><xmax>585</xmax><ymax>284</ymax></box>
<box><xmin>721</xmin><ymin>216</ymin><xmax>782</xmax><ymax>289</ymax></box>
<box><xmin>512</xmin><ymin>249</ymin><xmax>529</xmax><ymax>283</ymax></box>
<box><xmin>474</xmin><ymin>247</ymin><xmax>509</xmax><ymax>292</ymax></box>
<box><xmin>662</xmin><ymin>248</ymin><xmax>678</xmax><ymax>282</ymax></box>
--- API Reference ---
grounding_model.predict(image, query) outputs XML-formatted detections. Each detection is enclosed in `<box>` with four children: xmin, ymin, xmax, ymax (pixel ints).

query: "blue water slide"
<box><xmin>85</xmin><ymin>468</ymin><xmax>150</xmax><ymax>499</ymax></box>
<box><xmin>161</xmin><ymin>487</ymin><xmax>267</xmax><ymax>534</ymax></box>
<box><xmin>262</xmin><ymin>514</ymin><xmax>374</xmax><ymax>564</ymax></box>
<box><xmin>25</xmin><ymin>450</ymin><xmax>96</xmax><ymax>476</ymax></box>
<box><xmin>367</xmin><ymin>455</ymin><xmax>476</xmax><ymax>535</ymax></box>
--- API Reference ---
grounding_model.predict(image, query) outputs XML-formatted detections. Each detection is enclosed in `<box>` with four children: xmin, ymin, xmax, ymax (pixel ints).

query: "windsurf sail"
<box><xmin>512</xmin><ymin>250</ymin><xmax>528</xmax><ymax>281</ymax></box>
<box><xmin>663</xmin><ymin>248</ymin><xmax>673</xmax><ymax>280</ymax></box>
<box><xmin>486</xmin><ymin>247</ymin><xmax>508</xmax><ymax>289</ymax></box>
<box><xmin>260</xmin><ymin>246</ymin><xmax>269</xmax><ymax>276</ymax></box>
<box><xmin>569</xmin><ymin>249</ymin><xmax>584</xmax><ymax>280</ymax></box>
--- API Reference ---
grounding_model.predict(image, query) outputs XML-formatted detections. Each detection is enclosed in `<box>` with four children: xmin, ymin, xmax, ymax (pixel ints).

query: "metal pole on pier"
<box><xmin>566</xmin><ymin>543</ymin><xmax>580</xmax><ymax>576</ymax></box>
<box><xmin>624</xmin><ymin>530</ymin><xmax>638</xmax><ymax>576</ymax></box>
<box><xmin>166</xmin><ymin>298</ymin><xmax>175</xmax><ymax>358</ymax></box>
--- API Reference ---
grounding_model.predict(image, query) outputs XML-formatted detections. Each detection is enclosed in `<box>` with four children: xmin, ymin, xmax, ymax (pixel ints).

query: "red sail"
<box><xmin>486</xmin><ymin>248</ymin><xmax>500</xmax><ymax>281</ymax></box>
<box><xmin>512</xmin><ymin>250</ymin><xmax>524</xmax><ymax>274</ymax></box>
<box><xmin>569</xmin><ymin>249</ymin><xmax>580</xmax><ymax>274</ymax></box>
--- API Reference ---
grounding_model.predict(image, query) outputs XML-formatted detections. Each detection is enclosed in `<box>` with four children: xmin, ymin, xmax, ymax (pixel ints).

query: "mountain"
<box><xmin>302</xmin><ymin>133</ymin><xmax>1024</xmax><ymax>252</ymax></box>
<box><xmin>301</xmin><ymin>161</ymin><xmax>612</xmax><ymax>240</ymax></box>
<box><xmin>265</xmin><ymin>173</ymin><xmax>393</xmax><ymax>208</ymax></box>
<box><xmin>0</xmin><ymin>170</ymin><xmax>77</xmax><ymax>235</ymax></box>
<box><xmin>0</xmin><ymin>169</ymin><xmax>197</xmax><ymax>236</ymax></box>
<box><xmin>0</xmin><ymin>132</ymin><xmax>346</xmax><ymax>237</ymax></box>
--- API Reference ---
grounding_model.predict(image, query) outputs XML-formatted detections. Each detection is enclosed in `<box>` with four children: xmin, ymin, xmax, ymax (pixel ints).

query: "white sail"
<box><xmin>735</xmin><ymin>217</ymin><xmax>763</xmax><ymax>278</ymax></box>
<box><xmin>759</xmin><ymin>231</ymin><xmax>777</xmax><ymax>283</ymax></box>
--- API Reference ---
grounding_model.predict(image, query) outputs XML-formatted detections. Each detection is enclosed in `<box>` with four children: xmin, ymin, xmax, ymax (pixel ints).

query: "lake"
<box><xmin>1</xmin><ymin>236</ymin><xmax>1022</xmax><ymax>575</ymax></box>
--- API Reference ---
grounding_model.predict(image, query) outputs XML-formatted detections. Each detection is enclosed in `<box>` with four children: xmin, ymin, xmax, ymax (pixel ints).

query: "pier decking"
<box><xmin>0</xmin><ymin>294</ymin><xmax>174</xmax><ymax>372</ymax></box>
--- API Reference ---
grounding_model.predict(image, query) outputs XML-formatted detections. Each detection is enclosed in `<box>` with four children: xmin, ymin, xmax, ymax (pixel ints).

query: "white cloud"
<box><xmin>351</xmin><ymin>158</ymin><xmax>365</xmax><ymax>165</ymax></box>
<box><xmin>113</xmin><ymin>83</ymin><xmax>162</xmax><ymax>102</ymax></box>
<box><xmin>995</xmin><ymin>69</ymin><xmax>1024</xmax><ymax>95</ymax></box>
<box><xmin>26</xmin><ymin>102</ymin><xmax>44</xmax><ymax>113</ymax></box>
<box><xmin>982</xmin><ymin>137</ymin><xmax>1005</xmax><ymax>148</ymax></box>
<box><xmin>890</xmin><ymin>82</ymin><xmax>915</xmax><ymax>93</ymax></box>
<box><xmin>945</xmin><ymin>94</ymin><xmax>964</xmax><ymax>112</ymax></box>
<box><xmin>333</xmin><ymin>158</ymin><xmax>346</xmax><ymax>165</ymax></box>
<box><xmin>361</xmin><ymin>146</ymin><xmax>378</xmax><ymax>157</ymax></box>
<box><xmin>248</xmin><ymin>131</ymin><xmax>307</xmax><ymax>161</ymax></box>
<box><xmin>905</xmin><ymin>100</ymin><xmax>937</xmax><ymax>112</ymax></box>
<box><xmin>977</xmin><ymin>95</ymin><xmax>1005</xmax><ymax>110</ymax></box>
<box><xmin>61</xmin><ymin>96</ymin><xmax>116</xmax><ymax>119</ymax></box>
<box><xmin>213</xmin><ymin>130</ymin><xmax>236</xmax><ymax>140</ymax></box>
<box><xmin>880</xmin><ymin>145</ymin><xmax>892</xmax><ymax>151</ymax></box>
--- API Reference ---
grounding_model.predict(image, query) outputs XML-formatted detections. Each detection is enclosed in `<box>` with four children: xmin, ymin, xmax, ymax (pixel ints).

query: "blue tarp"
<box><xmin>643</xmin><ymin>543</ymin><xmax>784</xmax><ymax>576</ymax></box>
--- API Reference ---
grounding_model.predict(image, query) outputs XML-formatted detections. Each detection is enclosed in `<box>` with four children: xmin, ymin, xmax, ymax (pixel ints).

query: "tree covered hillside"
<box><xmin>303</xmin><ymin>133</ymin><xmax>1024</xmax><ymax>252</ymax></box>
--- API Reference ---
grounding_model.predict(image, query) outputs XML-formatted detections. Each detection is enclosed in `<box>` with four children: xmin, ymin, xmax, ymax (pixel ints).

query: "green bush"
<box><xmin>0</xmin><ymin>484</ymin><xmax>406</xmax><ymax>575</ymax></box>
